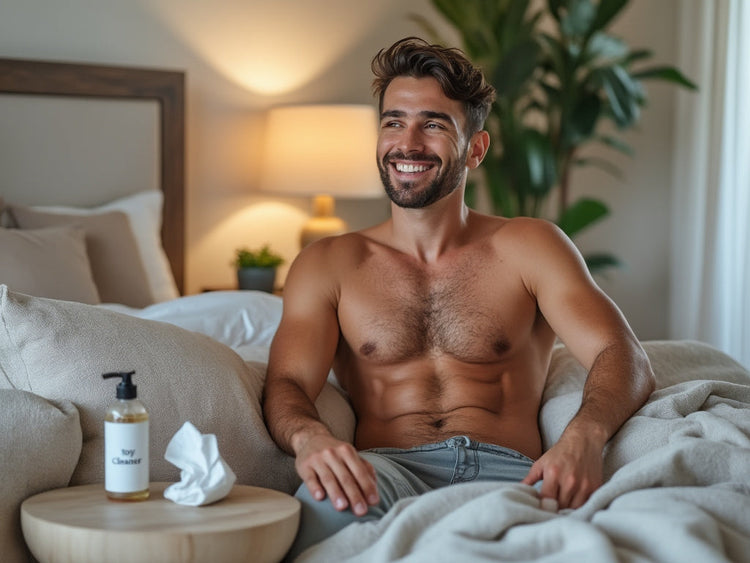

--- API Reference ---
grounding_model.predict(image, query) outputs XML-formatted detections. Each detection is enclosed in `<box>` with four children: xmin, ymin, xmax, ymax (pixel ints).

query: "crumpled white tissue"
<box><xmin>163</xmin><ymin>421</ymin><xmax>237</xmax><ymax>506</ymax></box>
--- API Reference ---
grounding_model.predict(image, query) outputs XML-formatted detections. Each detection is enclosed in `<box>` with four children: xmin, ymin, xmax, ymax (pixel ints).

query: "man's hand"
<box><xmin>295</xmin><ymin>433</ymin><xmax>380</xmax><ymax>516</ymax></box>
<box><xmin>521</xmin><ymin>430</ymin><xmax>603</xmax><ymax>510</ymax></box>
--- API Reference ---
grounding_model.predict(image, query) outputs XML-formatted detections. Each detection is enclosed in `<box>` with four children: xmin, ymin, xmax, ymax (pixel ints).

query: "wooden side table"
<box><xmin>21</xmin><ymin>482</ymin><xmax>300</xmax><ymax>563</ymax></box>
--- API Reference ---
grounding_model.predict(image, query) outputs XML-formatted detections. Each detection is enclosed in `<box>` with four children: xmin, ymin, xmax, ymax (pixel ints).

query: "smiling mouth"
<box><xmin>395</xmin><ymin>162</ymin><xmax>432</xmax><ymax>173</ymax></box>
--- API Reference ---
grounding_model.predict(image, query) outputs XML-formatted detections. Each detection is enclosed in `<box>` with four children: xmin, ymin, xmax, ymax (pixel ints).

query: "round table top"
<box><xmin>21</xmin><ymin>482</ymin><xmax>300</xmax><ymax>563</ymax></box>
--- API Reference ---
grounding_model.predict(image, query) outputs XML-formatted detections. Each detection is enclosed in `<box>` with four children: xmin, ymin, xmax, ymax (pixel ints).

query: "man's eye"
<box><xmin>426</xmin><ymin>122</ymin><xmax>443</xmax><ymax>130</ymax></box>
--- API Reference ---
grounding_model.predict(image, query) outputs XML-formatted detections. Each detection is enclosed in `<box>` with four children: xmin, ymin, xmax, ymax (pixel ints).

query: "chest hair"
<box><xmin>354</xmin><ymin>259</ymin><xmax>512</xmax><ymax>363</ymax></box>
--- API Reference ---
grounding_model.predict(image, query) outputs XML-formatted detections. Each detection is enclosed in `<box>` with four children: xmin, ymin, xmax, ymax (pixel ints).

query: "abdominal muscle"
<box><xmin>340</xmin><ymin>356</ymin><xmax>547</xmax><ymax>460</ymax></box>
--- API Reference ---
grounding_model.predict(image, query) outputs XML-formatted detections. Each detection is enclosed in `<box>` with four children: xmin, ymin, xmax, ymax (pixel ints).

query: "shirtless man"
<box><xmin>263</xmin><ymin>37</ymin><xmax>655</xmax><ymax>558</ymax></box>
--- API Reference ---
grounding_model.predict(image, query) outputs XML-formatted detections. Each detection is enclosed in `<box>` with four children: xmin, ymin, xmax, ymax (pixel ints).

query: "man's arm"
<box><xmin>519</xmin><ymin>220</ymin><xmax>655</xmax><ymax>508</ymax></box>
<box><xmin>262</xmin><ymin>239</ymin><xmax>379</xmax><ymax>516</ymax></box>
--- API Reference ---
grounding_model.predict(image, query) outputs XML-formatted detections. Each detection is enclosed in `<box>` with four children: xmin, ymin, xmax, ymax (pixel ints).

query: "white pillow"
<box><xmin>32</xmin><ymin>191</ymin><xmax>179</xmax><ymax>303</ymax></box>
<box><xmin>107</xmin><ymin>290</ymin><xmax>283</xmax><ymax>350</ymax></box>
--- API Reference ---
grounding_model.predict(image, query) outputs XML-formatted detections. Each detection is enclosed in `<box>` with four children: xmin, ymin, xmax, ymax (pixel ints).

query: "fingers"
<box><xmin>297</xmin><ymin>441</ymin><xmax>379</xmax><ymax>516</ymax></box>
<box><xmin>343</xmin><ymin>449</ymin><xmax>380</xmax><ymax>506</ymax></box>
<box><xmin>521</xmin><ymin>463</ymin><xmax>542</xmax><ymax>486</ymax></box>
<box><xmin>523</xmin><ymin>458</ymin><xmax>600</xmax><ymax>510</ymax></box>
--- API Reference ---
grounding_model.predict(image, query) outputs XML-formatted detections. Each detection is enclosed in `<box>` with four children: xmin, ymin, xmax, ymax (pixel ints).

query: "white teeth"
<box><xmin>395</xmin><ymin>163</ymin><xmax>430</xmax><ymax>173</ymax></box>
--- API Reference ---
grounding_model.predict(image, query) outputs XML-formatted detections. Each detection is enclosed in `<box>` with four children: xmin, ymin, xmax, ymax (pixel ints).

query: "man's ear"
<box><xmin>466</xmin><ymin>130</ymin><xmax>490</xmax><ymax>170</ymax></box>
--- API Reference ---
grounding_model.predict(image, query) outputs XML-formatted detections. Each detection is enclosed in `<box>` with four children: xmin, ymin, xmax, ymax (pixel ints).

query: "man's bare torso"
<box><xmin>330</xmin><ymin>215</ymin><xmax>557</xmax><ymax>459</ymax></box>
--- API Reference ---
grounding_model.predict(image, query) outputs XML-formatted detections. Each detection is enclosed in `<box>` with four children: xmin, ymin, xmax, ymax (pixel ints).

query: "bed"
<box><xmin>1</xmin><ymin>58</ymin><xmax>749</xmax><ymax>563</ymax></box>
<box><xmin>0</xmin><ymin>56</ymin><xmax>185</xmax><ymax>305</ymax></box>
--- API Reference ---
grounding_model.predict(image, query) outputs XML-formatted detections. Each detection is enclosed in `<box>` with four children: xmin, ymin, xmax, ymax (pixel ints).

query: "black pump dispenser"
<box><xmin>102</xmin><ymin>371</ymin><xmax>137</xmax><ymax>400</ymax></box>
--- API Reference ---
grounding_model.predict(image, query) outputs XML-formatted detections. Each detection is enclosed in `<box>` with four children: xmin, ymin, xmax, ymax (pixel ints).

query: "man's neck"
<box><xmin>389</xmin><ymin>190</ymin><xmax>471</xmax><ymax>263</ymax></box>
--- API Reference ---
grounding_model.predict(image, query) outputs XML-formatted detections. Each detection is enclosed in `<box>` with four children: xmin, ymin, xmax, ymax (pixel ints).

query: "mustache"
<box><xmin>384</xmin><ymin>151</ymin><xmax>441</xmax><ymax>165</ymax></box>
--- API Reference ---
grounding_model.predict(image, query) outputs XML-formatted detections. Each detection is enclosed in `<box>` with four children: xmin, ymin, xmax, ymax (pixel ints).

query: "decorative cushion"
<box><xmin>0</xmin><ymin>390</ymin><xmax>81</xmax><ymax>563</ymax></box>
<box><xmin>9</xmin><ymin>206</ymin><xmax>154</xmax><ymax>307</ymax></box>
<box><xmin>0</xmin><ymin>225</ymin><xmax>101</xmax><ymax>304</ymax></box>
<box><xmin>18</xmin><ymin>191</ymin><xmax>179</xmax><ymax>302</ymax></box>
<box><xmin>0</xmin><ymin>285</ymin><xmax>355</xmax><ymax>496</ymax></box>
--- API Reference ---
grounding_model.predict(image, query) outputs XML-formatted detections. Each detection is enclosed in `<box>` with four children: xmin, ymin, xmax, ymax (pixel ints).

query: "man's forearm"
<box><xmin>262</xmin><ymin>376</ymin><xmax>332</xmax><ymax>456</ymax></box>
<box><xmin>565</xmin><ymin>339</ymin><xmax>655</xmax><ymax>446</ymax></box>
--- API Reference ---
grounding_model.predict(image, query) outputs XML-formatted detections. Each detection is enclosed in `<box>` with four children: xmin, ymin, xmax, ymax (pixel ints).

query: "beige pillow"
<box><xmin>0</xmin><ymin>225</ymin><xmax>101</xmax><ymax>304</ymax></box>
<box><xmin>0</xmin><ymin>285</ymin><xmax>355</xmax><ymax>496</ymax></box>
<box><xmin>0</xmin><ymin>389</ymin><xmax>81</xmax><ymax>563</ymax></box>
<box><xmin>29</xmin><ymin>191</ymin><xmax>179</xmax><ymax>302</ymax></box>
<box><xmin>10</xmin><ymin>205</ymin><xmax>155</xmax><ymax>307</ymax></box>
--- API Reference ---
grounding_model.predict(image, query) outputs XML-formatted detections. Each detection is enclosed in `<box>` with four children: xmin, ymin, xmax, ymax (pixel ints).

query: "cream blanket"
<box><xmin>299</xmin><ymin>341</ymin><xmax>750</xmax><ymax>562</ymax></box>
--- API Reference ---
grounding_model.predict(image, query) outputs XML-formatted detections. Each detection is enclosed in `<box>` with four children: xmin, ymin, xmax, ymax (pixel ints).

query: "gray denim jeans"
<box><xmin>286</xmin><ymin>435</ymin><xmax>535</xmax><ymax>560</ymax></box>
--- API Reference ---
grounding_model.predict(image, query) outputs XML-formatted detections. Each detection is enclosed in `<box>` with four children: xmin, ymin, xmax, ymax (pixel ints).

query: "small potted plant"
<box><xmin>232</xmin><ymin>244</ymin><xmax>284</xmax><ymax>293</ymax></box>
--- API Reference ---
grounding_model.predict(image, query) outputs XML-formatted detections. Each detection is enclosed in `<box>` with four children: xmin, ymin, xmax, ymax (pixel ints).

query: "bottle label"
<box><xmin>104</xmin><ymin>421</ymin><xmax>149</xmax><ymax>493</ymax></box>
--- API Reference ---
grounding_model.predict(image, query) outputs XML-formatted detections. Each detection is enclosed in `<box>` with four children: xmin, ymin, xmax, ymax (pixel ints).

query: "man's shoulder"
<box><xmin>502</xmin><ymin>215</ymin><xmax>558</xmax><ymax>232</ymax></box>
<box><xmin>489</xmin><ymin>215</ymin><xmax>564</xmax><ymax>246</ymax></box>
<box><xmin>483</xmin><ymin>215</ymin><xmax>582</xmax><ymax>274</ymax></box>
<box><xmin>292</xmin><ymin>228</ymin><xmax>386</xmax><ymax>274</ymax></box>
<box><xmin>306</xmin><ymin>227</ymin><xmax>384</xmax><ymax>256</ymax></box>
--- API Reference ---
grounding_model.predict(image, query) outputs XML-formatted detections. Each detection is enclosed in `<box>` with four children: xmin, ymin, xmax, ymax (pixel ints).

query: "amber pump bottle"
<box><xmin>103</xmin><ymin>371</ymin><xmax>150</xmax><ymax>501</ymax></box>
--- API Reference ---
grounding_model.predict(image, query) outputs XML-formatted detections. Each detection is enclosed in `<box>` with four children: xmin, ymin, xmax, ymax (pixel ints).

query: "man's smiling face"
<box><xmin>377</xmin><ymin>76</ymin><xmax>471</xmax><ymax>209</ymax></box>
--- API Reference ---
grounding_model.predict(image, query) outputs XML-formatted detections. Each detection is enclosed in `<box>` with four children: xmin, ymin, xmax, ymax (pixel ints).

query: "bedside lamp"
<box><xmin>259</xmin><ymin>104</ymin><xmax>383</xmax><ymax>247</ymax></box>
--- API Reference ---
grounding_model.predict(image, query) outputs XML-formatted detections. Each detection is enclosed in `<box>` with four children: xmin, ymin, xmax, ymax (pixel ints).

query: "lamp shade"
<box><xmin>259</xmin><ymin>104</ymin><xmax>383</xmax><ymax>198</ymax></box>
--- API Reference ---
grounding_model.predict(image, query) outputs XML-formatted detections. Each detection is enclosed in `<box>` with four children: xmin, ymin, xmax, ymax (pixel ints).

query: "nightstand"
<box><xmin>21</xmin><ymin>482</ymin><xmax>300</xmax><ymax>563</ymax></box>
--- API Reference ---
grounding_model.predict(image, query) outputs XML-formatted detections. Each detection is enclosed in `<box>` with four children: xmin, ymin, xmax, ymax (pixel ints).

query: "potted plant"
<box><xmin>232</xmin><ymin>244</ymin><xmax>284</xmax><ymax>293</ymax></box>
<box><xmin>412</xmin><ymin>0</ymin><xmax>696</xmax><ymax>271</ymax></box>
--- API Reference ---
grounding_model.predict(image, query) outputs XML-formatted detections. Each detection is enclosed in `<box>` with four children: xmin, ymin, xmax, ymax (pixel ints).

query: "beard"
<box><xmin>378</xmin><ymin>149</ymin><xmax>467</xmax><ymax>209</ymax></box>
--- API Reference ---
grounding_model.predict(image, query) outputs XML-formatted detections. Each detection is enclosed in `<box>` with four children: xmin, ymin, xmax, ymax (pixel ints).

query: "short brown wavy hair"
<box><xmin>371</xmin><ymin>37</ymin><xmax>496</xmax><ymax>136</ymax></box>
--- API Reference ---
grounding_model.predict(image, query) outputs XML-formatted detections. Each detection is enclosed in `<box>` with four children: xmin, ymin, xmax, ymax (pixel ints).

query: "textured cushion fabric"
<box><xmin>22</xmin><ymin>191</ymin><xmax>179</xmax><ymax>302</ymax></box>
<box><xmin>9</xmin><ymin>206</ymin><xmax>154</xmax><ymax>307</ymax></box>
<box><xmin>0</xmin><ymin>285</ymin><xmax>355</xmax><ymax>496</ymax></box>
<box><xmin>0</xmin><ymin>389</ymin><xmax>81</xmax><ymax>563</ymax></box>
<box><xmin>0</xmin><ymin>225</ymin><xmax>101</xmax><ymax>304</ymax></box>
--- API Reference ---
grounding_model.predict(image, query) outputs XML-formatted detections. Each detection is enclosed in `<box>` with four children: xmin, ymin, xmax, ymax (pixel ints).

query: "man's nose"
<box><xmin>398</xmin><ymin>125</ymin><xmax>425</xmax><ymax>153</ymax></box>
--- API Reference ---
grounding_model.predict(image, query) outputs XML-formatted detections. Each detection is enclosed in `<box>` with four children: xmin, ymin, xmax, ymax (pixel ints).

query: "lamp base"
<box><xmin>300</xmin><ymin>195</ymin><xmax>348</xmax><ymax>247</ymax></box>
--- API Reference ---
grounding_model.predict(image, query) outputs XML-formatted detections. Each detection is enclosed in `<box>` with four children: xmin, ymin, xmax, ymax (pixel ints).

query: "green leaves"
<box><xmin>559</xmin><ymin>0</ymin><xmax>597</xmax><ymax>38</ymax></box>
<box><xmin>584</xmin><ymin>252</ymin><xmax>622</xmax><ymax>273</ymax></box>
<box><xmin>631</xmin><ymin>66</ymin><xmax>698</xmax><ymax>89</ymax></box>
<box><xmin>492</xmin><ymin>38</ymin><xmax>541</xmax><ymax>98</ymax></box>
<box><xmin>591</xmin><ymin>65</ymin><xmax>641</xmax><ymax>127</ymax></box>
<box><xmin>557</xmin><ymin>197</ymin><xmax>609</xmax><ymax>238</ymax></box>
<box><xmin>233</xmin><ymin>245</ymin><xmax>284</xmax><ymax>269</ymax></box>
<box><xmin>501</xmin><ymin>127</ymin><xmax>557</xmax><ymax>216</ymax></box>
<box><xmin>590</xmin><ymin>0</ymin><xmax>630</xmax><ymax>36</ymax></box>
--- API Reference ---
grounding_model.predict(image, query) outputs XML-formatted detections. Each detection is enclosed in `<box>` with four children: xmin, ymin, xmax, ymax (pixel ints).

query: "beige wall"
<box><xmin>0</xmin><ymin>0</ymin><xmax>680</xmax><ymax>340</ymax></box>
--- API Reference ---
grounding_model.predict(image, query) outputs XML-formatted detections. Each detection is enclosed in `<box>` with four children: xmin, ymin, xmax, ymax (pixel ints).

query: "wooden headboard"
<box><xmin>0</xmin><ymin>58</ymin><xmax>186</xmax><ymax>294</ymax></box>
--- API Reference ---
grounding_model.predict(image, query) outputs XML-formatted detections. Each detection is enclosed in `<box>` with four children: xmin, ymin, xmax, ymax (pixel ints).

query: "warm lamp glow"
<box><xmin>146</xmin><ymin>2</ymin><xmax>395</xmax><ymax>95</ymax></box>
<box><xmin>259</xmin><ymin>104</ymin><xmax>383</xmax><ymax>247</ymax></box>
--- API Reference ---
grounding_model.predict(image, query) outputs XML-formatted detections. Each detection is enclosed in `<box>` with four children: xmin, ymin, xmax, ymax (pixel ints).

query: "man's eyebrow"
<box><xmin>421</xmin><ymin>111</ymin><xmax>452</xmax><ymax>122</ymax></box>
<box><xmin>381</xmin><ymin>109</ymin><xmax>405</xmax><ymax>119</ymax></box>
<box><xmin>380</xmin><ymin>110</ymin><xmax>453</xmax><ymax>121</ymax></box>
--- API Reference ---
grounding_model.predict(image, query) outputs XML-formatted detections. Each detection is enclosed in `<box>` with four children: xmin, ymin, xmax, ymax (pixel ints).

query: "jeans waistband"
<box><xmin>365</xmin><ymin>435</ymin><xmax>534</xmax><ymax>462</ymax></box>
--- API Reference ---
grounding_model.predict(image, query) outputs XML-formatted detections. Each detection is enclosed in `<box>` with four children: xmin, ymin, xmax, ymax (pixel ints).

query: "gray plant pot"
<box><xmin>237</xmin><ymin>267</ymin><xmax>276</xmax><ymax>293</ymax></box>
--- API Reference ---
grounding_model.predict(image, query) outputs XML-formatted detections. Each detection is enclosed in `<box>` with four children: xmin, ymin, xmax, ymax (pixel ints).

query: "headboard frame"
<box><xmin>0</xmin><ymin>58</ymin><xmax>185</xmax><ymax>294</ymax></box>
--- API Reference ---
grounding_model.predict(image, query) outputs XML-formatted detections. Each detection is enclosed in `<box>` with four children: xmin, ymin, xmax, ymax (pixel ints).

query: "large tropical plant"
<box><xmin>412</xmin><ymin>0</ymin><xmax>696</xmax><ymax>271</ymax></box>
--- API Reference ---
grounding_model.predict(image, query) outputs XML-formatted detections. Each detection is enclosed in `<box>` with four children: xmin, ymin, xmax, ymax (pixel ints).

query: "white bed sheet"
<box><xmin>101</xmin><ymin>290</ymin><xmax>282</xmax><ymax>363</ymax></box>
